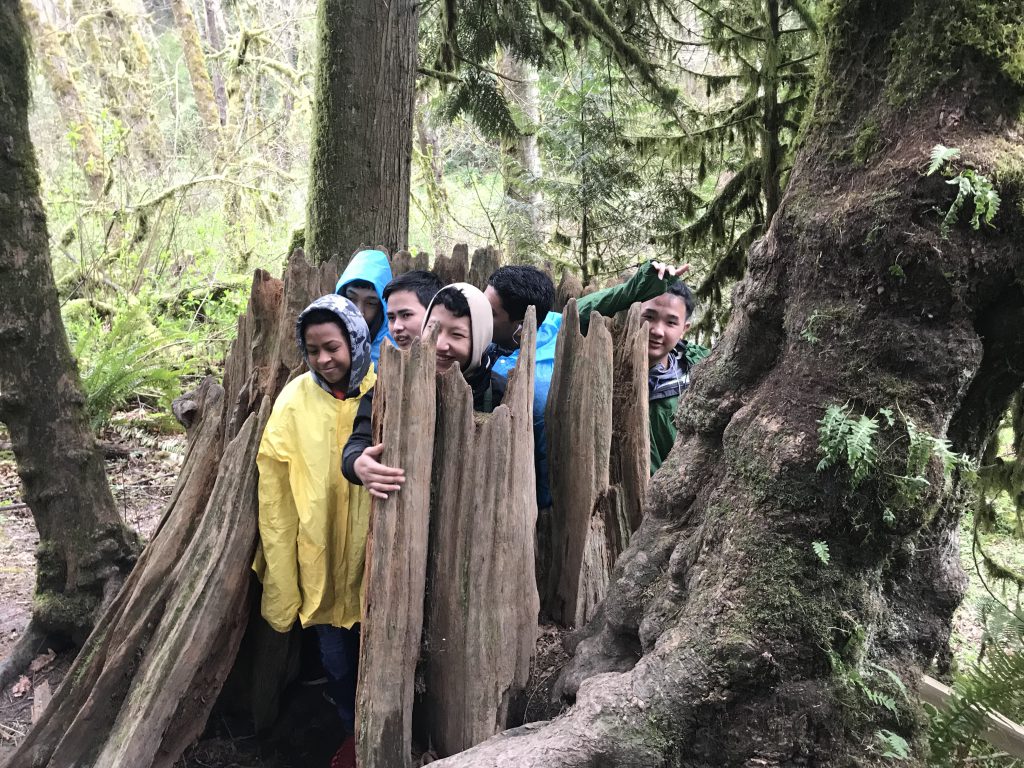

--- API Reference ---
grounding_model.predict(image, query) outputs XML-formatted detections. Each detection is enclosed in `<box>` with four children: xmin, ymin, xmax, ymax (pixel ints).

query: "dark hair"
<box><xmin>383</xmin><ymin>270</ymin><xmax>443</xmax><ymax>309</ymax></box>
<box><xmin>300</xmin><ymin>309</ymin><xmax>349</xmax><ymax>346</ymax></box>
<box><xmin>665</xmin><ymin>282</ymin><xmax>696</xmax><ymax>321</ymax></box>
<box><xmin>431</xmin><ymin>286</ymin><xmax>471</xmax><ymax>318</ymax></box>
<box><xmin>486</xmin><ymin>266</ymin><xmax>554</xmax><ymax>323</ymax></box>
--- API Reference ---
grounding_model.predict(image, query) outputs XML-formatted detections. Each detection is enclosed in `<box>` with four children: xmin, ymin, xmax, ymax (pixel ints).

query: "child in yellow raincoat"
<box><xmin>255</xmin><ymin>294</ymin><xmax>375</xmax><ymax>765</ymax></box>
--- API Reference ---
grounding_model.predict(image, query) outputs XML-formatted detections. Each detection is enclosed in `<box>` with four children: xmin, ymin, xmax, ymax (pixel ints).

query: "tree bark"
<box><xmin>498</xmin><ymin>50</ymin><xmax>544</xmax><ymax>261</ymax></box>
<box><xmin>305</xmin><ymin>0</ymin><xmax>418</xmax><ymax>265</ymax></box>
<box><xmin>432</xmin><ymin>0</ymin><xmax>1024</xmax><ymax>764</ymax></box>
<box><xmin>422</xmin><ymin>310</ymin><xmax>539</xmax><ymax>757</ymax></box>
<box><xmin>415</xmin><ymin>88</ymin><xmax>450</xmax><ymax>256</ymax></box>
<box><xmin>0</xmin><ymin>0</ymin><xmax>138</xmax><ymax>645</ymax></box>
<box><xmin>201</xmin><ymin>0</ymin><xmax>228</xmax><ymax>124</ymax></box>
<box><xmin>356</xmin><ymin>334</ymin><xmax>437</xmax><ymax>768</ymax></box>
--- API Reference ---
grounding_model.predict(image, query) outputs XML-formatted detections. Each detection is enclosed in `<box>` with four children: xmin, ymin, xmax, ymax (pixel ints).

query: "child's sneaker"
<box><xmin>330</xmin><ymin>735</ymin><xmax>356</xmax><ymax>768</ymax></box>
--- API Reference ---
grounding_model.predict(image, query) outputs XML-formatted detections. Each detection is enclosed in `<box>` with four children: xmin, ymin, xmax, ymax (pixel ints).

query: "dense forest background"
<box><xmin>2</xmin><ymin>0</ymin><xmax>1024</xmax><ymax>762</ymax></box>
<box><xmin>26</xmin><ymin>0</ymin><xmax>815</xmax><ymax>420</ymax></box>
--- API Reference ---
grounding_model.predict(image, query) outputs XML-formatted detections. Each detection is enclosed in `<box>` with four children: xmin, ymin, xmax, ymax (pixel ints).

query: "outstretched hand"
<box><xmin>354</xmin><ymin>443</ymin><xmax>406</xmax><ymax>500</ymax></box>
<box><xmin>652</xmin><ymin>261</ymin><xmax>691</xmax><ymax>280</ymax></box>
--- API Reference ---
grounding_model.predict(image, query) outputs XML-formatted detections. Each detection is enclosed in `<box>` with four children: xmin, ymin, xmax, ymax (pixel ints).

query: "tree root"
<box><xmin>0</xmin><ymin>619</ymin><xmax>49</xmax><ymax>693</ymax></box>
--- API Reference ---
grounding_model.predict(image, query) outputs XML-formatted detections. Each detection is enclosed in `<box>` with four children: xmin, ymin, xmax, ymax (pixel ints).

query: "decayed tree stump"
<box><xmin>423</xmin><ymin>311</ymin><xmax>539</xmax><ymax>757</ymax></box>
<box><xmin>5</xmin><ymin>249</ymin><xmax>338</xmax><ymax>768</ymax></box>
<box><xmin>356</xmin><ymin>334</ymin><xmax>438</xmax><ymax>768</ymax></box>
<box><xmin>545</xmin><ymin>302</ymin><xmax>649</xmax><ymax>628</ymax></box>
<box><xmin>545</xmin><ymin>303</ymin><xmax>614</xmax><ymax>627</ymax></box>
<box><xmin>391</xmin><ymin>249</ymin><xmax>413</xmax><ymax>276</ymax></box>
<box><xmin>553</xmin><ymin>271</ymin><xmax>583</xmax><ymax>312</ymax></box>
<box><xmin>467</xmin><ymin>245</ymin><xmax>501</xmax><ymax>290</ymax></box>
<box><xmin>433</xmin><ymin>243</ymin><xmax>469</xmax><ymax>285</ymax></box>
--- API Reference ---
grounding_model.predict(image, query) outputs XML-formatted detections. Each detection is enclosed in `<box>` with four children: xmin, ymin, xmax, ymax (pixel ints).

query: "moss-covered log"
<box><xmin>304</xmin><ymin>0</ymin><xmax>418</xmax><ymax>265</ymax></box>
<box><xmin>432</xmin><ymin>0</ymin><xmax>1024</xmax><ymax>764</ymax></box>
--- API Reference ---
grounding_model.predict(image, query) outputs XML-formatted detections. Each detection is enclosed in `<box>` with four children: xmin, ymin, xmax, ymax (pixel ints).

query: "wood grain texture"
<box><xmin>546</xmin><ymin>302</ymin><xmax>613</xmax><ymax>627</ymax></box>
<box><xmin>423</xmin><ymin>310</ymin><xmax>539</xmax><ymax>757</ymax></box>
<box><xmin>356</xmin><ymin>333</ymin><xmax>438</xmax><ymax>768</ymax></box>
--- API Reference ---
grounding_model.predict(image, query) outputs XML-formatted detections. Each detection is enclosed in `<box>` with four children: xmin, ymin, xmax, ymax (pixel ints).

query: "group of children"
<box><xmin>254</xmin><ymin>249</ymin><xmax>706</xmax><ymax>767</ymax></box>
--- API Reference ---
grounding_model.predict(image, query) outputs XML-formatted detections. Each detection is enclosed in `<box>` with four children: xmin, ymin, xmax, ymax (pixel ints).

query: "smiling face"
<box><xmin>344</xmin><ymin>282</ymin><xmax>382</xmax><ymax>328</ymax></box>
<box><xmin>483</xmin><ymin>285</ymin><xmax>520</xmax><ymax>349</ymax></box>
<box><xmin>386</xmin><ymin>289</ymin><xmax>428</xmax><ymax>350</ymax></box>
<box><xmin>303</xmin><ymin>321</ymin><xmax>352</xmax><ymax>386</ymax></box>
<box><xmin>425</xmin><ymin>305</ymin><xmax>473</xmax><ymax>373</ymax></box>
<box><xmin>640</xmin><ymin>293</ymin><xmax>691</xmax><ymax>367</ymax></box>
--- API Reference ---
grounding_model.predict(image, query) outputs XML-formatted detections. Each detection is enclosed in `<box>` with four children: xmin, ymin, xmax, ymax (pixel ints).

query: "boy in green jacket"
<box><xmin>571</xmin><ymin>261</ymin><xmax>707</xmax><ymax>473</ymax></box>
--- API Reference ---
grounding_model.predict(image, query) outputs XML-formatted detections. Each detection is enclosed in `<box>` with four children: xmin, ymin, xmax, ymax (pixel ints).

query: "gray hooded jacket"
<box><xmin>295</xmin><ymin>294</ymin><xmax>372</xmax><ymax>398</ymax></box>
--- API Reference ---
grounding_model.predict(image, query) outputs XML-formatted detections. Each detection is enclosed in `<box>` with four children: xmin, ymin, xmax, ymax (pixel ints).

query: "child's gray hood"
<box><xmin>296</xmin><ymin>294</ymin><xmax>372</xmax><ymax>395</ymax></box>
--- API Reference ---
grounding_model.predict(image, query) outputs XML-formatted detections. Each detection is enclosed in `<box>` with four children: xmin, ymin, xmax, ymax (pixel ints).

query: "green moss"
<box><xmin>851</xmin><ymin>119</ymin><xmax>881</xmax><ymax>165</ymax></box>
<box><xmin>885</xmin><ymin>0</ymin><xmax>1024</xmax><ymax>107</ymax></box>
<box><xmin>33</xmin><ymin>590</ymin><xmax>98</xmax><ymax>636</ymax></box>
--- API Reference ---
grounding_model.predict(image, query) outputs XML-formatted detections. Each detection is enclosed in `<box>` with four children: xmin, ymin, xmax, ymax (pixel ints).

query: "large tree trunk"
<box><xmin>433</xmin><ymin>0</ymin><xmax>1024</xmax><ymax>764</ymax></box>
<box><xmin>304</xmin><ymin>0</ymin><xmax>417</xmax><ymax>265</ymax></box>
<box><xmin>0</xmin><ymin>0</ymin><xmax>138</xmax><ymax>647</ymax></box>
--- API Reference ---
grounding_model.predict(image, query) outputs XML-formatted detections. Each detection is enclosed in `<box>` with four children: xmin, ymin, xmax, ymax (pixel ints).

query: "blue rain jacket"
<box><xmin>492</xmin><ymin>311</ymin><xmax>563</xmax><ymax>508</ymax></box>
<box><xmin>335</xmin><ymin>249</ymin><xmax>393</xmax><ymax>365</ymax></box>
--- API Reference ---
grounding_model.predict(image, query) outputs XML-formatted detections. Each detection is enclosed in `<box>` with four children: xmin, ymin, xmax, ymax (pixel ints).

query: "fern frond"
<box><xmin>927</xmin><ymin>144</ymin><xmax>960</xmax><ymax>176</ymax></box>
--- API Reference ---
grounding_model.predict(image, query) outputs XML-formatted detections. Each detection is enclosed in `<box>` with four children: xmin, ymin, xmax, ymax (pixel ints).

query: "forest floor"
<box><xmin>0</xmin><ymin>421</ymin><xmax>1019</xmax><ymax>764</ymax></box>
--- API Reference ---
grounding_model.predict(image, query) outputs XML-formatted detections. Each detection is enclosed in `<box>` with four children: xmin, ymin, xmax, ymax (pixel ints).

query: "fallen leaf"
<box><xmin>11</xmin><ymin>675</ymin><xmax>31</xmax><ymax>698</ymax></box>
<box><xmin>28</xmin><ymin>648</ymin><xmax>56</xmax><ymax>674</ymax></box>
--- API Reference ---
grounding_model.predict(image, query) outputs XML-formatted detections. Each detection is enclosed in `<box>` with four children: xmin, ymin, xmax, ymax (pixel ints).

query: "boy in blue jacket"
<box><xmin>336</xmin><ymin>249</ymin><xmax>393</xmax><ymax>365</ymax></box>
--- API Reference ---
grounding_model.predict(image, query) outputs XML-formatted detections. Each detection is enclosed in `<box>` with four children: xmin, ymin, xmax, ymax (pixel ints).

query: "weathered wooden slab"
<box><xmin>467</xmin><ymin>245</ymin><xmax>501</xmax><ymax>290</ymax></box>
<box><xmin>545</xmin><ymin>302</ymin><xmax>614</xmax><ymax>627</ymax></box>
<box><xmin>423</xmin><ymin>310</ymin><xmax>539</xmax><ymax>757</ymax></box>
<box><xmin>356</xmin><ymin>332</ymin><xmax>438</xmax><ymax>768</ymax></box>
<box><xmin>610</xmin><ymin>304</ymin><xmax>650</xmax><ymax>534</ymax></box>
<box><xmin>434</xmin><ymin>243</ymin><xmax>469</xmax><ymax>285</ymax></box>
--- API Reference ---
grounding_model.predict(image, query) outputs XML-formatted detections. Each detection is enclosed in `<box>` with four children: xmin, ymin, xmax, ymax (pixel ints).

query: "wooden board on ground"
<box><xmin>356</xmin><ymin>333</ymin><xmax>438</xmax><ymax>768</ymax></box>
<box><xmin>423</xmin><ymin>310</ymin><xmax>539</xmax><ymax>757</ymax></box>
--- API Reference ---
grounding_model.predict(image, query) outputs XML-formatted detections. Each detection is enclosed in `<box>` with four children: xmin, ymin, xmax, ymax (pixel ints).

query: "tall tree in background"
<box><xmin>673</xmin><ymin>0</ymin><xmax>817</xmax><ymax>319</ymax></box>
<box><xmin>0</xmin><ymin>0</ymin><xmax>139</xmax><ymax>654</ymax></box>
<box><xmin>305</xmin><ymin>0</ymin><xmax>418</xmax><ymax>265</ymax></box>
<box><xmin>170</xmin><ymin>0</ymin><xmax>222</xmax><ymax>139</ymax></box>
<box><xmin>433</xmin><ymin>0</ymin><xmax>1024</xmax><ymax>762</ymax></box>
<box><xmin>21</xmin><ymin>1</ymin><xmax>107</xmax><ymax>198</ymax></box>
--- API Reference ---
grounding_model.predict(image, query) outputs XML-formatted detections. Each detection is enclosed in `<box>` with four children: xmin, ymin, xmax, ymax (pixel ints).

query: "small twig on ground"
<box><xmin>0</xmin><ymin>503</ymin><xmax>28</xmax><ymax>513</ymax></box>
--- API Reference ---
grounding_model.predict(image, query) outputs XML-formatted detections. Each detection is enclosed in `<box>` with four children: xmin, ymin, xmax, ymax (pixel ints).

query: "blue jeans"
<box><xmin>316</xmin><ymin>623</ymin><xmax>361</xmax><ymax>732</ymax></box>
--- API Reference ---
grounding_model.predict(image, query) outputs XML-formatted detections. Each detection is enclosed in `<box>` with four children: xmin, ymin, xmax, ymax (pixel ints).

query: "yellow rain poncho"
<box><xmin>255</xmin><ymin>293</ymin><xmax>380</xmax><ymax>634</ymax></box>
<box><xmin>255</xmin><ymin>370</ymin><xmax>376</xmax><ymax>632</ymax></box>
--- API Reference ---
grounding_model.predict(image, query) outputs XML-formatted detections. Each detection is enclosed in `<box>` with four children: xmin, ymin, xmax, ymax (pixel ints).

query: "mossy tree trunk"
<box><xmin>304</xmin><ymin>0</ymin><xmax>417</xmax><ymax>266</ymax></box>
<box><xmin>21</xmin><ymin>1</ymin><xmax>107</xmax><ymax>198</ymax></box>
<box><xmin>169</xmin><ymin>0</ymin><xmax>222</xmax><ymax>139</ymax></box>
<box><xmin>0</xmin><ymin>1</ymin><xmax>140</xmax><ymax>645</ymax></box>
<box><xmin>433</xmin><ymin>0</ymin><xmax>1024</xmax><ymax>764</ymax></box>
